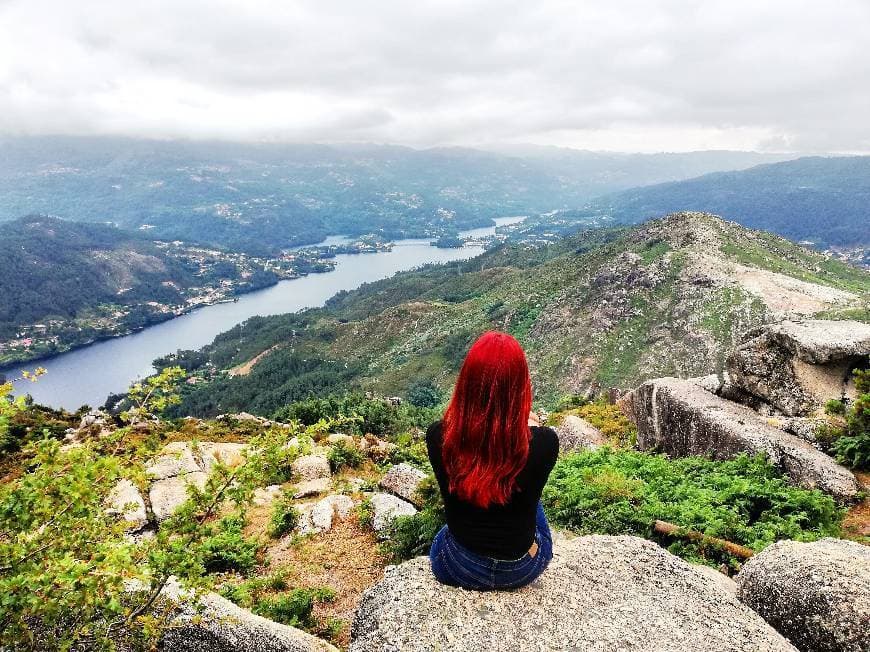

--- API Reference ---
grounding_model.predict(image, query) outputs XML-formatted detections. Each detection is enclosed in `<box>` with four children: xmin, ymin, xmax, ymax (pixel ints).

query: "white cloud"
<box><xmin>1</xmin><ymin>0</ymin><xmax>868</xmax><ymax>152</ymax></box>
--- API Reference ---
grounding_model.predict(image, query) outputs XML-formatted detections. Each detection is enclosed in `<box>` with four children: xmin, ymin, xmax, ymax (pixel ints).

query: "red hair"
<box><xmin>442</xmin><ymin>331</ymin><xmax>532</xmax><ymax>509</ymax></box>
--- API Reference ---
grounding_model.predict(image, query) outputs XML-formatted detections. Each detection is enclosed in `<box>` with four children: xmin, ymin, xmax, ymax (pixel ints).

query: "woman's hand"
<box><xmin>528</xmin><ymin>410</ymin><xmax>541</xmax><ymax>427</ymax></box>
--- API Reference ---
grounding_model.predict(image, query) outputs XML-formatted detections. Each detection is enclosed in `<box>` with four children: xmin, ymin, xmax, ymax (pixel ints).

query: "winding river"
<box><xmin>5</xmin><ymin>217</ymin><xmax>524</xmax><ymax>410</ymax></box>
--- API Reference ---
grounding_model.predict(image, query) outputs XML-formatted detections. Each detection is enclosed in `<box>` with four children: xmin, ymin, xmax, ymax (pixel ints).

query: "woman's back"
<box><xmin>427</xmin><ymin>420</ymin><xmax>559</xmax><ymax>560</ymax></box>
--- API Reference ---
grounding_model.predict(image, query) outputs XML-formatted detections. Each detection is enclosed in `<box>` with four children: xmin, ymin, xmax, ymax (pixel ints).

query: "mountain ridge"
<box><xmin>166</xmin><ymin>212</ymin><xmax>870</xmax><ymax>417</ymax></box>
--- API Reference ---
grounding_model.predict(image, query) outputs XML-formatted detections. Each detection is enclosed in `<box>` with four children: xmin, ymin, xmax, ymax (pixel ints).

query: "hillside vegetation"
<box><xmin>588</xmin><ymin>156</ymin><xmax>870</xmax><ymax>248</ymax></box>
<box><xmin>167</xmin><ymin>212</ymin><xmax>870</xmax><ymax>417</ymax></box>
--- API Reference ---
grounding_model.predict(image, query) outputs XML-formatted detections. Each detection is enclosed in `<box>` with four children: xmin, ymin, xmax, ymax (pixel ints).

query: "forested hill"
<box><xmin>587</xmin><ymin>156</ymin><xmax>870</xmax><ymax>248</ymax></box>
<box><xmin>0</xmin><ymin>136</ymin><xmax>793</xmax><ymax>254</ymax></box>
<box><xmin>0</xmin><ymin>214</ymin><xmax>278</xmax><ymax>360</ymax></box>
<box><xmin>166</xmin><ymin>212</ymin><xmax>870</xmax><ymax>417</ymax></box>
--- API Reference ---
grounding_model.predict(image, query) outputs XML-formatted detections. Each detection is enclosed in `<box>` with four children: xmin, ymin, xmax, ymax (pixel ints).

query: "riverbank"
<box><xmin>3</xmin><ymin>222</ymin><xmax>519</xmax><ymax>409</ymax></box>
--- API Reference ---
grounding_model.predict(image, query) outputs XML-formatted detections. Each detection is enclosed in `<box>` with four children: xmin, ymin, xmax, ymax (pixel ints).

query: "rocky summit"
<box><xmin>350</xmin><ymin>535</ymin><xmax>796</xmax><ymax>652</ymax></box>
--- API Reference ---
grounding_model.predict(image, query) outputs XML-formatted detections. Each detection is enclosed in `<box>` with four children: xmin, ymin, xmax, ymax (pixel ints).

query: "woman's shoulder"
<box><xmin>425</xmin><ymin>420</ymin><xmax>444</xmax><ymax>446</ymax></box>
<box><xmin>530</xmin><ymin>425</ymin><xmax>559</xmax><ymax>458</ymax></box>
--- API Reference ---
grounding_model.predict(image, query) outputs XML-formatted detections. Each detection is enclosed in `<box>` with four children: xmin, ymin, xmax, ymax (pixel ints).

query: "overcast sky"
<box><xmin>1</xmin><ymin>0</ymin><xmax>868</xmax><ymax>153</ymax></box>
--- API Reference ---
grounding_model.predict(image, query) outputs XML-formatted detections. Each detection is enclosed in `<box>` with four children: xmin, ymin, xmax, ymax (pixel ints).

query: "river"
<box><xmin>5</xmin><ymin>217</ymin><xmax>525</xmax><ymax>410</ymax></box>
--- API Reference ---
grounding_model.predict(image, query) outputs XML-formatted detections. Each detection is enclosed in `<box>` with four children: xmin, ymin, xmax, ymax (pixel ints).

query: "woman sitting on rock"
<box><xmin>426</xmin><ymin>331</ymin><xmax>559</xmax><ymax>590</ymax></box>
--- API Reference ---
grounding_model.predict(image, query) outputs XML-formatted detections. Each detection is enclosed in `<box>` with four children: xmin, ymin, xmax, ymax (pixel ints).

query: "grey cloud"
<box><xmin>0</xmin><ymin>0</ymin><xmax>868</xmax><ymax>152</ymax></box>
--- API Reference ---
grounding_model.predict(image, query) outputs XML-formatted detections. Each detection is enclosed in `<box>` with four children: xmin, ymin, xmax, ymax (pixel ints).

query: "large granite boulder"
<box><xmin>727</xmin><ymin>320</ymin><xmax>870</xmax><ymax>416</ymax></box>
<box><xmin>736</xmin><ymin>538</ymin><xmax>870</xmax><ymax>652</ymax></box>
<box><xmin>555</xmin><ymin>414</ymin><xmax>606</xmax><ymax>453</ymax></box>
<box><xmin>350</xmin><ymin>535</ymin><xmax>796</xmax><ymax>652</ymax></box>
<box><xmin>379</xmin><ymin>463</ymin><xmax>427</xmax><ymax>506</ymax></box>
<box><xmin>622</xmin><ymin>377</ymin><xmax>858</xmax><ymax>501</ymax></box>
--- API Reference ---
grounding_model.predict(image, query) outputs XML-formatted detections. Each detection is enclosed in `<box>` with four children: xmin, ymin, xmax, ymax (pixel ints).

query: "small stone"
<box><xmin>369</xmin><ymin>493</ymin><xmax>417</xmax><ymax>534</ymax></box>
<box><xmin>555</xmin><ymin>415</ymin><xmax>606</xmax><ymax>453</ymax></box>
<box><xmin>150</xmin><ymin>472</ymin><xmax>207</xmax><ymax>522</ymax></box>
<box><xmin>326</xmin><ymin>433</ymin><xmax>355</xmax><ymax>446</ymax></box>
<box><xmin>252</xmin><ymin>485</ymin><xmax>282</xmax><ymax>507</ymax></box>
<box><xmin>107</xmin><ymin>479</ymin><xmax>148</xmax><ymax>530</ymax></box>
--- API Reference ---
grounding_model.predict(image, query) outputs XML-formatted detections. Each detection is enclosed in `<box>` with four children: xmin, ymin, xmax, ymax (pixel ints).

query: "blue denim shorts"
<box><xmin>429</xmin><ymin>502</ymin><xmax>554</xmax><ymax>590</ymax></box>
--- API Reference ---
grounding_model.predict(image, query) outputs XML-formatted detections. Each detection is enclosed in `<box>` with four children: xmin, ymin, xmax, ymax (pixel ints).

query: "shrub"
<box><xmin>253</xmin><ymin>587</ymin><xmax>336</xmax><ymax>629</ymax></box>
<box><xmin>327</xmin><ymin>440</ymin><xmax>365</xmax><ymax>471</ymax></box>
<box><xmin>407</xmin><ymin>380</ymin><xmax>443</xmax><ymax>408</ymax></box>
<box><xmin>269</xmin><ymin>495</ymin><xmax>300</xmax><ymax>538</ymax></box>
<box><xmin>822</xmin><ymin>365</ymin><xmax>870</xmax><ymax>470</ymax></box>
<box><xmin>543</xmin><ymin>448</ymin><xmax>843</xmax><ymax>569</ymax></box>
<box><xmin>199</xmin><ymin>514</ymin><xmax>260</xmax><ymax>574</ymax></box>
<box><xmin>825</xmin><ymin>399</ymin><xmax>847</xmax><ymax>416</ymax></box>
<box><xmin>382</xmin><ymin>475</ymin><xmax>445</xmax><ymax>562</ymax></box>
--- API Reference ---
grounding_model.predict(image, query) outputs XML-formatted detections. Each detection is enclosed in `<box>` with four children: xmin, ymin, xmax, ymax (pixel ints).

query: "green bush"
<box><xmin>543</xmin><ymin>448</ymin><xmax>843</xmax><ymax>569</ymax></box>
<box><xmin>822</xmin><ymin>365</ymin><xmax>870</xmax><ymax>470</ymax></box>
<box><xmin>382</xmin><ymin>475</ymin><xmax>445</xmax><ymax>562</ymax></box>
<box><xmin>831</xmin><ymin>432</ymin><xmax>870</xmax><ymax>469</ymax></box>
<box><xmin>825</xmin><ymin>399</ymin><xmax>847</xmax><ymax>416</ymax></box>
<box><xmin>406</xmin><ymin>381</ymin><xmax>443</xmax><ymax>408</ymax></box>
<box><xmin>199</xmin><ymin>514</ymin><xmax>260</xmax><ymax>574</ymax></box>
<box><xmin>253</xmin><ymin>587</ymin><xmax>336</xmax><ymax>629</ymax></box>
<box><xmin>327</xmin><ymin>440</ymin><xmax>365</xmax><ymax>472</ymax></box>
<box><xmin>269</xmin><ymin>496</ymin><xmax>300</xmax><ymax>539</ymax></box>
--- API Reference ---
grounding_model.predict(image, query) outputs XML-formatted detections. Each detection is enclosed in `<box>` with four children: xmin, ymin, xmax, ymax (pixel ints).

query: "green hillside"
<box><xmin>167</xmin><ymin>212</ymin><xmax>870</xmax><ymax>417</ymax></box>
<box><xmin>587</xmin><ymin>156</ymin><xmax>870</xmax><ymax>248</ymax></box>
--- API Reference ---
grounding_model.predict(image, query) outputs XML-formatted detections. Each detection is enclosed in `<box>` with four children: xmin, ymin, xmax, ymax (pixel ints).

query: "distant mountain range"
<box><xmin>0</xmin><ymin>136</ymin><xmax>794</xmax><ymax>254</ymax></box>
<box><xmin>585</xmin><ymin>156</ymin><xmax>870</xmax><ymax>248</ymax></box>
<box><xmin>167</xmin><ymin>212</ymin><xmax>870</xmax><ymax>417</ymax></box>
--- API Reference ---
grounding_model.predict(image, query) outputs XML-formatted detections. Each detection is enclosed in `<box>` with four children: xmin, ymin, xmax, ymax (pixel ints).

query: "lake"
<box><xmin>6</xmin><ymin>217</ymin><xmax>524</xmax><ymax>409</ymax></box>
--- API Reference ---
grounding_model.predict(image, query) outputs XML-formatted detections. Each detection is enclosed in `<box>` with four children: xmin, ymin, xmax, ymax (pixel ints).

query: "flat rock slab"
<box><xmin>146</xmin><ymin>442</ymin><xmax>201</xmax><ymax>480</ymax></box>
<box><xmin>350</xmin><ymin>535</ymin><xmax>796</xmax><ymax>652</ymax></box>
<box><xmin>737</xmin><ymin>538</ymin><xmax>870</xmax><ymax>652</ymax></box>
<box><xmin>378</xmin><ymin>463</ymin><xmax>427</xmax><ymax>506</ymax></box>
<box><xmin>555</xmin><ymin>414</ymin><xmax>606</xmax><ymax>453</ymax></box>
<box><xmin>758</xmin><ymin>320</ymin><xmax>870</xmax><ymax>364</ymax></box>
<box><xmin>293</xmin><ymin>477</ymin><xmax>332</xmax><ymax>499</ymax></box>
<box><xmin>198</xmin><ymin>442</ymin><xmax>248</xmax><ymax>473</ymax></box>
<box><xmin>291</xmin><ymin>455</ymin><xmax>331</xmax><ymax>482</ymax></box>
<box><xmin>158</xmin><ymin>580</ymin><xmax>337</xmax><ymax>652</ymax></box>
<box><xmin>623</xmin><ymin>377</ymin><xmax>858</xmax><ymax>501</ymax></box>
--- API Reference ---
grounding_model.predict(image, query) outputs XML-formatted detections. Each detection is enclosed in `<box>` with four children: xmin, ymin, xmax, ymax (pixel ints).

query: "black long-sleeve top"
<box><xmin>426</xmin><ymin>420</ymin><xmax>559</xmax><ymax>560</ymax></box>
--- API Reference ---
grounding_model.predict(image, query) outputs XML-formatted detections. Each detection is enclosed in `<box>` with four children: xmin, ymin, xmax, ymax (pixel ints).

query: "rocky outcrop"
<box><xmin>350</xmin><ymin>535</ymin><xmax>796</xmax><ymax>652</ymax></box>
<box><xmin>736</xmin><ymin>538</ymin><xmax>870</xmax><ymax>652</ymax></box>
<box><xmin>555</xmin><ymin>414</ymin><xmax>606</xmax><ymax>453</ymax></box>
<box><xmin>368</xmin><ymin>492</ymin><xmax>417</xmax><ymax>534</ymax></box>
<box><xmin>622</xmin><ymin>377</ymin><xmax>858</xmax><ymax>501</ymax></box>
<box><xmin>132</xmin><ymin>579</ymin><xmax>337</xmax><ymax>652</ymax></box>
<box><xmin>378</xmin><ymin>463</ymin><xmax>426</xmax><ymax>506</ymax></box>
<box><xmin>727</xmin><ymin>320</ymin><xmax>870</xmax><ymax>416</ymax></box>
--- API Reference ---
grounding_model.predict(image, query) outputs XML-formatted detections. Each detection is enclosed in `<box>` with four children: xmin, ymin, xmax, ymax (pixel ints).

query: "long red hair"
<box><xmin>442</xmin><ymin>331</ymin><xmax>532</xmax><ymax>509</ymax></box>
